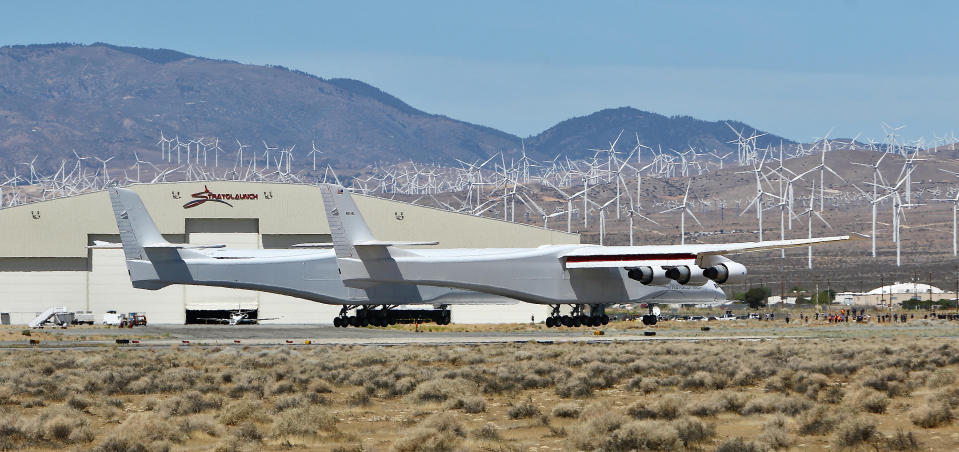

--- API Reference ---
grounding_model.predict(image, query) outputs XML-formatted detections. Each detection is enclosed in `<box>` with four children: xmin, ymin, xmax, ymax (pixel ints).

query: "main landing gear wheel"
<box><xmin>642</xmin><ymin>305</ymin><xmax>660</xmax><ymax>326</ymax></box>
<box><xmin>545</xmin><ymin>304</ymin><xmax>609</xmax><ymax>328</ymax></box>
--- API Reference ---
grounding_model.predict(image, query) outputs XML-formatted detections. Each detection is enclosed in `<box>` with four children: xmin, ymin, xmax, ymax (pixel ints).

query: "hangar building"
<box><xmin>0</xmin><ymin>182</ymin><xmax>578</xmax><ymax>324</ymax></box>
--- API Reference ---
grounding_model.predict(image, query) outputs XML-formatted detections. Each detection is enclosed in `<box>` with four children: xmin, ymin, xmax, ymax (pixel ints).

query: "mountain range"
<box><xmin>0</xmin><ymin>43</ymin><xmax>791</xmax><ymax>170</ymax></box>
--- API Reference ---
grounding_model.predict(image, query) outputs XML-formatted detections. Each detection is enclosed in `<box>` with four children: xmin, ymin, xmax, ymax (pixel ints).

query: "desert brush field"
<box><xmin>3</xmin><ymin>332</ymin><xmax>959</xmax><ymax>451</ymax></box>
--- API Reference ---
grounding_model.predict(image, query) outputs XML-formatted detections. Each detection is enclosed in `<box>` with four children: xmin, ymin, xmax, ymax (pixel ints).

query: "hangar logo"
<box><xmin>183</xmin><ymin>186</ymin><xmax>259</xmax><ymax>209</ymax></box>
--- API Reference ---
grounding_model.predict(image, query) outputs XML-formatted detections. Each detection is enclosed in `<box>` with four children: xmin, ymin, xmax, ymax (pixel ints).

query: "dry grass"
<box><xmin>1</xmin><ymin>337</ymin><xmax>959</xmax><ymax>450</ymax></box>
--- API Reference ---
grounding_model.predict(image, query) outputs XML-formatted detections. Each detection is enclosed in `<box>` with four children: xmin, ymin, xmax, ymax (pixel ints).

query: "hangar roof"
<box><xmin>0</xmin><ymin>182</ymin><xmax>579</xmax><ymax>258</ymax></box>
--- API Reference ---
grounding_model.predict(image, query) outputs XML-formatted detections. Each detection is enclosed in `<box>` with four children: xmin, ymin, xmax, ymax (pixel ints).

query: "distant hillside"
<box><xmin>0</xmin><ymin>43</ymin><xmax>798</xmax><ymax>171</ymax></box>
<box><xmin>525</xmin><ymin>107</ymin><xmax>794</xmax><ymax>160</ymax></box>
<box><xmin>0</xmin><ymin>43</ymin><xmax>521</xmax><ymax>169</ymax></box>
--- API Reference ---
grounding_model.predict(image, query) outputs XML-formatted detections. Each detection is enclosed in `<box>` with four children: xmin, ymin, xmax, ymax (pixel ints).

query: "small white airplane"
<box><xmin>195</xmin><ymin>309</ymin><xmax>279</xmax><ymax>325</ymax></box>
<box><xmin>319</xmin><ymin>184</ymin><xmax>851</xmax><ymax>327</ymax></box>
<box><xmin>105</xmin><ymin>187</ymin><xmax>513</xmax><ymax>327</ymax></box>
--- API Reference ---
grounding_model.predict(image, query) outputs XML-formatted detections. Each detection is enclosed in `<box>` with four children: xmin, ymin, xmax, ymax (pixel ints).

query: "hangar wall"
<box><xmin>0</xmin><ymin>182</ymin><xmax>579</xmax><ymax>324</ymax></box>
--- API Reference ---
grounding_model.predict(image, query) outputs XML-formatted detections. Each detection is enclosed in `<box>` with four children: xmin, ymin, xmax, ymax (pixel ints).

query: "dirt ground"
<box><xmin>2</xmin><ymin>321</ymin><xmax>959</xmax><ymax>451</ymax></box>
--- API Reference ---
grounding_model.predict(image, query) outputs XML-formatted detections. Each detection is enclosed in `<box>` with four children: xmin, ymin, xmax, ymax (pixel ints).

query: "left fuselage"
<box><xmin>339</xmin><ymin>245</ymin><xmax>726</xmax><ymax>305</ymax></box>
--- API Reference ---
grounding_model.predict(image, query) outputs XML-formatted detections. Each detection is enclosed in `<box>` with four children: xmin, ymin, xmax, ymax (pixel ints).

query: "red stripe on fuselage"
<box><xmin>565</xmin><ymin>253</ymin><xmax>697</xmax><ymax>263</ymax></box>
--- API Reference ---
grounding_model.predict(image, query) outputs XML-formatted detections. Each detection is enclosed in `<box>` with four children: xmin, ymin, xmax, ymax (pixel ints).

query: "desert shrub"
<box><xmin>604</xmin><ymin>420</ymin><xmax>680</xmax><ymax>452</ymax></box>
<box><xmin>742</xmin><ymin>394</ymin><xmax>810</xmax><ymax>416</ymax></box>
<box><xmin>507</xmin><ymin>398</ymin><xmax>540</xmax><ymax>419</ymax></box>
<box><xmin>446</xmin><ymin>396</ymin><xmax>486</xmax><ymax>414</ymax></box>
<box><xmin>681</xmin><ymin>371</ymin><xmax>727</xmax><ymax>391</ymax></box>
<box><xmin>309</xmin><ymin>380</ymin><xmax>333</xmax><ymax>394</ymax></box>
<box><xmin>392</xmin><ymin>413</ymin><xmax>465</xmax><ymax>452</ymax></box>
<box><xmin>472</xmin><ymin>422</ymin><xmax>500</xmax><ymax>441</ymax></box>
<box><xmin>179</xmin><ymin>415</ymin><xmax>222</xmax><ymax>437</ymax></box>
<box><xmin>909</xmin><ymin>402</ymin><xmax>953</xmax><ymax>428</ymax></box>
<box><xmin>387</xmin><ymin>377</ymin><xmax>418</xmax><ymax>398</ymax></box>
<box><xmin>715</xmin><ymin>437</ymin><xmax>768</xmax><ymax>452</ymax></box>
<box><xmin>94</xmin><ymin>412</ymin><xmax>183</xmax><ymax>452</ymax></box>
<box><xmin>758</xmin><ymin>415</ymin><xmax>792</xmax><ymax>450</ymax></box>
<box><xmin>927</xmin><ymin>369</ymin><xmax>956</xmax><ymax>388</ymax></box>
<box><xmin>217</xmin><ymin>399</ymin><xmax>265</xmax><ymax>426</ymax></box>
<box><xmin>820</xmin><ymin>385</ymin><xmax>844</xmax><ymax>404</ymax></box>
<box><xmin>67</xmin><ymin>395</ymin><xmax>91</xmax><ymax>411</ymax></box>
<box><xmin>45</xmin><ymin>415</ymin><xmax>75</xmax><ymax>441</ymax></box>
<box><xmin>554</xmin><ymin>372</ymin><xmax>595</xmax><ymax>398</ymax></box>
<box><xmin>688</xmin><ymin>391</ymin><xmax>746</xmax><ymax>417</ymax></box>
<box><xmin>551</xmin><ymin>402</ymin><xmax>582</xmax><ymax>419</ymax></box>
<box><xmin>625</xmin><ymin>375</ymin><xmax>643</xmax><ymax>391</ymax></box>
<box><xmin>568</xmin><ymin>403</ymin><xmax>627</xmax><ymax>450</ymax></box>
<box><xmin>233</xmin><ymin>422</ymin><xmax>262</xmax><ymax>442</ymax></box>
<box><xmin>834</xmin><ymin>417</ymin><xmax>877</xmax><ymax>449</ymax></box>
<box><xmin>68</xmin><ymin>423</ymin><xmax>95</xmax><ymax>443</ymax></box>
<box><xmin>671</xmin><ymin>416</ymin><xmax>714</xmax><ymax>447</ymax></box>
<box><xmin>884</xmin><ymin>429</ymin><xmax>920</xmax><ymax>451</ymax></box>
<box><xmin>859</xmin><ymin>390</ymin><xmax>890</xmax><ymax>414</ymax></box>
<box><xmin>627</xmin><ymin>394</ymin><xmax>685</xmax><ymax>420</ymax></box>
<box><xmin>347</xmin><ymin>389</ymin><xmax>371</xmax><ymax>407</ymax></box>
<box><xmin>271</xmin><ymin>405</ymin><xmax>336</xmax><ymax>438</ymax></box>
<box><xmin>268</xmin><ymin>381</ymin><xmax>295</xmax><ymax>396</ymax></box>
<box><xmin>410</xmin><ymin>378</ymin><xmax>474</xmax><ymax>403</ymax></box>
<box><xmin>797</xmin><ymin>405</ymin><xmax>839</xmax><ymax>436</ymax></box>
<box><xmin>159</xmin><ymin>391</ymin><xmax>222</xmax><ymax>416</ymax></box>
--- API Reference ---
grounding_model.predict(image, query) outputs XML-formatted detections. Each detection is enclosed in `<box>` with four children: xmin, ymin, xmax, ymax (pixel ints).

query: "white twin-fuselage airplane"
<box><xmin>318</xmin><ymin>184</ymin><xmax>850</xmax><ymax>327</ymax></box>
<box><xmin>107</xmin><ymin>187</ymin><xmax>511</xmax><ymax>327</ymax></box>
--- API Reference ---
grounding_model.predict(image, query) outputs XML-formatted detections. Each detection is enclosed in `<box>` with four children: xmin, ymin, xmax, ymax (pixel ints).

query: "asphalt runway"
<box><xmin>5</xmin><ymin>324</ymin><xmax>799</xmax><ymax>348</ymax></box>
<box><xmin>6</xmin><ymin>321</ymin><xmax>959</xmax><ymax>349</ymax></box>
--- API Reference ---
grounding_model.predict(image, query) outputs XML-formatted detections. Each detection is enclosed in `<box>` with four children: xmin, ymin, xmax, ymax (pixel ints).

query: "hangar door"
<box><xmin>184</xmin><ymin>219</ymin><xmax>260</xmax><ymax>323</ymax></box>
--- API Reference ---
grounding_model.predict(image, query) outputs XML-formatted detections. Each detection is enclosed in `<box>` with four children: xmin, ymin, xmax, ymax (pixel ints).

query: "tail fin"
<box><xmin>109</xmin><ymin>187</ymin><xmax>169</xmax><ymax>261</ymax></box>
<box><xmin>319</xmin><ymin>184</ymin><xmax>377</xmax><ymax>259</ymax></box>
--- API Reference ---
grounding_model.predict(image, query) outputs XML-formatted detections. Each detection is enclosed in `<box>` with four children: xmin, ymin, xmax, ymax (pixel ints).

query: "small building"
<box><xmin>837</xmin><ymin>283</ymin><xmax>957</xmax><ymax>307</ymax></box>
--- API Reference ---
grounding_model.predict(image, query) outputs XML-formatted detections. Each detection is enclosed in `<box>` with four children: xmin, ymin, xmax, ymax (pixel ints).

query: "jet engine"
<box><xmin>626</xmin><ymin>266</ymin><xmax>671</xmax><ymax>286</ymax></box>
<box><xmin>664</xmin><ymin>265</ymin><xmax>709</xmax><ymax>285</ymax></box>
<box><xmin>702</xmin><ymin>261</ymin><xmax>747</xmax><ymax>285</ymax></box>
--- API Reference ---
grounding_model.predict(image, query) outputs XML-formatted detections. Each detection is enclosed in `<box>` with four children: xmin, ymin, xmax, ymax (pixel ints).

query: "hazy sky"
<box><xmin>2</xmin><ymin>0</ymin><xmax>957</xmax><ymax>142</ymax></box>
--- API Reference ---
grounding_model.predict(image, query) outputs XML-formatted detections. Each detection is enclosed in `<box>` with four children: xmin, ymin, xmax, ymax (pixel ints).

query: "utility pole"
<box><xmin>880</xmin><ymin>273</ymin><xmax>885</xmax><ymax>309</ymax></box>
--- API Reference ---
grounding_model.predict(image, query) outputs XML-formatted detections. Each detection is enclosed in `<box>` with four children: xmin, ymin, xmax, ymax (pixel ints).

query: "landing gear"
<box><xmin>544</xmin><ymin>304</ymin><xmax>609</xmax><ymax>328</ymax></box>
<box><xmin>333</xmin><ymin>305</ymin><xmax>451</xmax><ymax>327</ymax></box>
<box><xmin>641</xmin><ymin>305</ymin><xmax>659</xmax><ymax>326</ymax></box>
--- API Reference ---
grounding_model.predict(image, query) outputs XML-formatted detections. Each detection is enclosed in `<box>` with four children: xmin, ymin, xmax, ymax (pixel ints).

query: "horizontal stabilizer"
<box><xmin>563</xmin><ymin>235</ymin><xmax>850</xmax><ymax>269</ymax></box>
<box><xmin>290</xmin><ymin>243</ymin><xmax>335</xmax><ymax>248</ymax></box>
<box><xmin>143</xmin><ymin>243</ymin><xmax>226</xmax><ymax>250</ymax></box>
<box><xmin>354</xmin><ymin>240</ymin><xmax>439</xmax><ymax>247</ymax></box>
<box><xmin>87</xmin><ymin>240</ymin><xmax>123</xmax><ymax>249</ymax></box>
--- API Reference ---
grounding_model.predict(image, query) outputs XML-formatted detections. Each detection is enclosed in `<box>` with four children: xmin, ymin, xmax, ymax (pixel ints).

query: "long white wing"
<box><xmin>562</xmin><ymin>235</ymin><xmax>850</xmax><ymax>269</ymax></box>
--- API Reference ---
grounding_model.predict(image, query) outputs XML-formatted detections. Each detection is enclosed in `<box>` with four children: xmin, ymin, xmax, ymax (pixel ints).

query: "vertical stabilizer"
<box><xmin>319</xmin><ymin>184</ymin><xmax>377</xmax><ymax>258</ymax></box>
<box><xmin>109</xmin><ymin>187</ymin><xmax>169</xmax><ymax>260</ymax></box>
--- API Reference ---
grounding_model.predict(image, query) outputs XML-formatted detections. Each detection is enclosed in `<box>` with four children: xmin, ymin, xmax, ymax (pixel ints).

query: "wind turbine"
<box><xmin>932</xmin><ymin>192</ymin><xmax>959</xmax><ymax>257</ymax></box>
<box><xmin>797</xmin><ymin>180</ymin><xmax>831</xmax><ymax>269</ymax></box>
<box><xmin>659</xmin><ymin>180</ymin><xmax>700</xmax><ymax>245</ymax></box>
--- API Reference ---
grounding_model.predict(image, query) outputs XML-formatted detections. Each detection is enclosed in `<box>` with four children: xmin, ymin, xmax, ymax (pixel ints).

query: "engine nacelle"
<box><xmin>664</xmin><ymin>265</ymin><xmax>710</xmax><ymax>285</ymax></box>
<box><xmin>702</xmin><ymin>261</ymin><xmax>747</xmax><ymax>284</ymax></box>
<box><xmin>626</xmin><ymin>266</ymin><xmax>671</xmax><ymax>286</ymax></box>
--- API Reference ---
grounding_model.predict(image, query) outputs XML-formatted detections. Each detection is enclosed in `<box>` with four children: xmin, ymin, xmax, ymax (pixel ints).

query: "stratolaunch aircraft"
<box><xmin>106</xmin><ymin>187</ymin><xmax>515</xmax><ymax>327</ymax></box>
<box><xmin>319</xmin><ymin>184</ymin><xmax>850</xmax><ymax>327</ymax></box>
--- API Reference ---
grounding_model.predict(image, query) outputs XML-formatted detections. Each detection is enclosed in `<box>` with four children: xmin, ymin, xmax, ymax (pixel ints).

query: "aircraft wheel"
<box><xmin>347</xmin><ymin>316</ymin><xmax>357</xmax><ymax>327</ymax></box>
<box><xmin>358</xmin><ymin>317</ymin><xmax>369</xmax><ymax>327</ymax></box>
<box><xmin>545</xmin><ymin>317</ymin><xmax>555</xmax><ymax>328</ymax></box>
<box><xmin>333</xmin><ymin>317</ymin><xmax>342</xmax><ymax>328</ymax></box>
<box><xmin>589</xmin><ymin>316</ymin><xmax>600</xmax><ymax>327</ymax></box>
<box><xmin>600</xmin><ymin>314</ymin><xmax>609</xmax><ymax>325</ymax></box>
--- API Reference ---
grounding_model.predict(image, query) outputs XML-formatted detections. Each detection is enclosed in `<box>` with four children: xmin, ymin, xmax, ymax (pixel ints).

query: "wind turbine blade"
<box><xmin>686</xmin><ymin>208</ymin><xmax>702</xmax><ymax>226</ymax></box>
